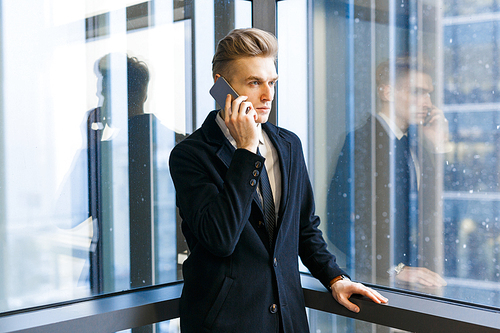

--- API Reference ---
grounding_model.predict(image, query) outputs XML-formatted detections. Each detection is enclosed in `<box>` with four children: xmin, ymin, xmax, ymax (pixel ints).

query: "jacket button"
<box><xmin>269</xmin><ymin>304</ymin><xmax>278</xmax><ymax>314</ymax></box>
<box><xmin>255</xmin><ymin>161</ymin><xmax>262</xmax><ymax>168</ymax></box>
<box><xmin>273</xmin><ymin>258</ymin><xmax>278</xmax><ymax>267</ymax></box>
<box><xmin>250</xmin><ymin>179</ymin><xmax>257</xmax><ymax>186</ymax></box>
<box><xmin>252</xmin><ymin>169</ymin><xmax>260</xmax><ymax>177</ymax></box>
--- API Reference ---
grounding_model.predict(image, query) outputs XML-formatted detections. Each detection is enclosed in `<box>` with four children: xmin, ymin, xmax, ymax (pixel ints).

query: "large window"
<box><xmin>277</xmin><ymin>0</ymin><xmax>500</xmax><ymax>330</ymax></box>
<box><xmin>293</xmin><ymin>0</ymin><xmax>500</xmax><ymax>318</ymax></box>
<box><xmin>0</xmin><ymin>0</ymin><xmax>251</xmax><ymax>318</ymax></box>
<box><xmin>2</xmin><ymin>0</ymin><xmax>500</xmax><ymax>332</ymax></box>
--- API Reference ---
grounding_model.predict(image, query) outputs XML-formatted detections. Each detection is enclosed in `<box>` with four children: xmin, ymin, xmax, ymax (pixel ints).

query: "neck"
<box><xmin>379</xmin><ymin>106</ymin><xmax>409</xmax><ymax>133</ymax></box>
<box><xmin>128</xmin><ymin>105</ymin><xmax>144</xmax><ymax>118</ymax></box>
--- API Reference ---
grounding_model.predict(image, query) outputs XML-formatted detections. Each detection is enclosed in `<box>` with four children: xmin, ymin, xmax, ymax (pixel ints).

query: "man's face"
<box><xmin>225</xmin><ymin>56</ymin><xmax>278</xmax><ymax>124</ymax></box>
<box><xmin>393</xmin><ymin>70</ymin><xmax>434</xmax><ymax>126</ymax></box>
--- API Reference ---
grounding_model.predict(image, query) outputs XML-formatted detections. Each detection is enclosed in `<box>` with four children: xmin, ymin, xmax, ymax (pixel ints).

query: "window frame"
<box><xmin>2</xmin><ymin>275</ymin><xmax>500</xmax><ymax>333</ymax></box>
<box><xmin>1</xmin><ymin>1</ymin><xmax>500</xmax><ymax>332</ymax></box>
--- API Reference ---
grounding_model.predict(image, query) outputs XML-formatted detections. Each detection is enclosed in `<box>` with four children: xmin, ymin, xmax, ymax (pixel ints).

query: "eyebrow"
<box><xmin>246</xmin><ymin>75</ymin><xmax>279</xmax><ymax>82</ymax></box>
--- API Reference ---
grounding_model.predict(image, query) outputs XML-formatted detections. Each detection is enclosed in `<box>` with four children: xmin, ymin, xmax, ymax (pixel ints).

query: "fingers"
<box><xmin>417</xmin><ymin>276</ymin><xmax>435</xmax><ymax>287</ymax></box>
<box><xmin>436</xmin><ymin>274</ymin><xmax>448</xmax><ymax>286</ymax></box>
<box><xmin>331</xmin><ymin>280</ymin><xmax>388</xmax><ymax>314</ymax></box>
<box><xmin>397</xmin><ymin>267</ymin><xmax>447</xmax><ymax>287</ymax></box>
<box><xmin>418</xmin><ymin>268</ymin><xmax>447</xmax><ymax>287</ymax></box>
<box><xmin>337</xmin><ymin>296</ymin><xmax>360</xmax><ymax>313</ymax></box>
<box><xmin>223</xmin><ymin>94</ymin><xmax>233</xmax><ymax>118</ymax></box>
<box><xmin>225</xmin><ymin>95</ymin><xmax>257</xmax><ymax>123</ymax></box>
<box><xmin>225</xmin><ymin>95</ymin><xmax>252</xmax><ymax>115</ymax></box>
<box><xmin>362</xmin><ymin>287</ymin><xmax>389</xmax><ymax>304</ymax></box>
<box><xmin>425</xmin><ymin>107</ymin><xmax>447</xmax><ymax>126</ymax></box>
<box><xmin>352</xmin><ymin>282</ymin><xmax>388</xmax><ymax>304</ymax></box>
<box><xmin>420</xmin><ymin>268</ymin><xmax>447</xmax><ymax>287</ymax></box>
<box><xmin>223</xmin><ymin>94</ymin><xmax>259</xmax><ymax>152</ymax></box>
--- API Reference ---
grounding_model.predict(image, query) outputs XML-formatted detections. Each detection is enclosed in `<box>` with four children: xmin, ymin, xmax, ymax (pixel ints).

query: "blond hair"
<box><xmin>376</xmin><ymin>54</ymin><xmax>434</xmax><ymax>89</ymax></box>
<box><xmin>212</xmin><ymin>28</ymin><xmax>278</xmax><ymax>79</ymax></box>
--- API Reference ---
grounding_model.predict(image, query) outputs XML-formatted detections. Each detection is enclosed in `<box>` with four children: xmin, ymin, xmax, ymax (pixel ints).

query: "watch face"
<box><xmin>395</xmin><ymin>263</ymin><xmax>405</xmax><ymax>275</ymax></box>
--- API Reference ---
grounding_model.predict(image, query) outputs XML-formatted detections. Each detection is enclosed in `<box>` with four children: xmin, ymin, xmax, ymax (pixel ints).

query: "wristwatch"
<box><xmin>329</xmin><ymin>274</ymin><xmax>350</xmax><ymax>289</ymax></box>
<box><xmin>388</xmin><ymin>262</ymin><xmax>406</xmax><ymax>276</ymax></box>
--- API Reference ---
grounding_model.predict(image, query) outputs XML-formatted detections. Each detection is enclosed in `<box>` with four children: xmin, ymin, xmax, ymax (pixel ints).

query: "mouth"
<box><xmin>414</xmin><ymin>111</ymin><xmax>429</xmax><ymax>118</ymax></box>
<box><xmin>256</xmin><ymin>107</ymin><xmax>271</xmax><ymax>113</ymax></box>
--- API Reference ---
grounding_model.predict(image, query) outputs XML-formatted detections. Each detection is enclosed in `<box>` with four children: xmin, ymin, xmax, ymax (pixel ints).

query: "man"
<box><xmin>169</xmin><ymin>28</ymin><xmax>387</xmax><ymax>333</ymax></box>
<box><xmin>328</xmin><ymin>56</ymin><xmax>448</xmax><ymax>289</ymax></box>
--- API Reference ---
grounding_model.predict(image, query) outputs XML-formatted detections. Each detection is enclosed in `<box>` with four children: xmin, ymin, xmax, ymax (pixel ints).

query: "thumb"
<box><xmin>338</xmin><ymin>296</ymin><xmax>360</xmax><ymax>313</ymax></box>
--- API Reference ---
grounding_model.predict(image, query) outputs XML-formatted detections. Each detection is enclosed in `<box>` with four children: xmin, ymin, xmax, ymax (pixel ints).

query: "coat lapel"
<box><xmin>202</xmin><ymin>111</ymin><xmax>265</xmax><ymax>217</ymax></box>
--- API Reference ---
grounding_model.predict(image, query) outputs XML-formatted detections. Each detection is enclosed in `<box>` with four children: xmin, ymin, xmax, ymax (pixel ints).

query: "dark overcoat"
<box><xmin>169</xmin><ymin>111</ymin><xmax>345</xmax><ymax>333</ymax></box>
<box><xmin>327</xmin><ymin>115</ymin><xmax>440</xmax><ymax>286</ymax></box>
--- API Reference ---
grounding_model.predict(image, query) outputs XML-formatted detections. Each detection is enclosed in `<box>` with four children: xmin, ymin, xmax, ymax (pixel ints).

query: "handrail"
<box><xmin>1</xmin><ymin>275</ymin><xmax>500</xmax><ymax>332</ymax></box>
<box><xmin>301</xmin><ymin>274</ymin><xmax>500</xmax><ymax>333</ymax></box>
<box><xmin>0</xmin><ymin>282</ymin><xmax>183</xmax><ymax>333</ymax></box>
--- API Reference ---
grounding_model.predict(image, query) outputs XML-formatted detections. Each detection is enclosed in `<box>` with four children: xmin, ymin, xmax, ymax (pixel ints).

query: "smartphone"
<box><xmin>423</xmin><ymin>109</ymin><xmax>432</xmax><ymax>126</ymax></box>
<box><xmin>209</xmin><ymin>77</ymin><xmax>239</xmax><ymax>110</ymax></box>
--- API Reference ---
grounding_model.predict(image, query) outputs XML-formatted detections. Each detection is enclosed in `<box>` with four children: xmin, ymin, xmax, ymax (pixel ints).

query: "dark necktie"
<box><xmin>258</xmin><ymin>149</ymin><xmax>276</xmax><ymax>247</ymax></box>
<box><xmin>400</xmin><ymin>134</ymin><xmax>419</xmax><ymax>267</ymax></box>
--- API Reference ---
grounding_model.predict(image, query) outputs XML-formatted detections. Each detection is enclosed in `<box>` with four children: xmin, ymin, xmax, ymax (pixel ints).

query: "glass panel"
<box><xmin>0</xmin><ymin>0</ymin><xmax>183</xmax><ymax>311</ymax></box>
<box><xmin>307</xmin><ymin>308</ymin><xmax>411</xmax><ymax>333</ymax></box>
<box><xmin>276</xmin><ymin>0</ymin><xmax>500</xmax><ymax>311</ymax></box>
<box><xmin>0</xmin><ymin>0</ymin><xmax>251</xmax><ymax>313</ymax></box>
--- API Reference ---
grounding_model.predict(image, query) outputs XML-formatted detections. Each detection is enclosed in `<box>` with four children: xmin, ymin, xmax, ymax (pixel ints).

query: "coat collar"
<box><xmin>201</xmin><ymin>110</ymin><xmax>291</xmax><ymax>227</ymax></box>
<box><xmin>201</xmin><ymin>111</ymin><xmax>235</xmax><ymax>168</ymax></box>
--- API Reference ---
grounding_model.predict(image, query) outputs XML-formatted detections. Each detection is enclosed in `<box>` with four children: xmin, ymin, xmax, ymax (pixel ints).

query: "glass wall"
<box><xmin>3</xmin><ymin>0</ymin><xmax>500</xmax><ymax>331</ymax></box>
<box><xmin>280</xmin><ymin>0</ymin><xmax>500</xmax><ymax>315</ymax></box>
<box><xmin>0</xmin><ymin>0</ymin><xmax>251</xmax><ymax>317</ymax></box>
<box><xmin>307</xmin><ymin>308</ymin><xmax>412</xmax><ymax>333</ymax></box>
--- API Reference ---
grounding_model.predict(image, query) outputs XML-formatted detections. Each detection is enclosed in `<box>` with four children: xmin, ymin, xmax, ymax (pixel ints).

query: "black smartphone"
<box><xmin>424</xmin><ymin>109</ymin><xmax>432</xmax><ymax>126</ymax></box>
<box><xmin>209</xmin><ymin>77</ymin><xmax>239</xmax><ymax>110</ymax></box>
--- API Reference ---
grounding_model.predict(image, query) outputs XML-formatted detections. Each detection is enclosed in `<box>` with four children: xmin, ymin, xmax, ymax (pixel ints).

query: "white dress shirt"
<box><xmin>378</xmin><ymin>112</ymin><xmax>420</xmax><ymax>189</ymax></box>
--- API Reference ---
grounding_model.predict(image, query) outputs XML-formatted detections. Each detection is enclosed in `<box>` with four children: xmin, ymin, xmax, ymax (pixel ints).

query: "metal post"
<box><xmin>0</xmin><ymin>2</ymin><xmax>6</xmax><ymax>311</ymax></box>
<box><xmin>129</xmin><ymin>114</ymin><xmax>155</xmax><ymax>289</ymax></box>
<box><xmin>252</xmin><ymin>0</ymin><xmax>278</xmax><ymax>125</ymax></box>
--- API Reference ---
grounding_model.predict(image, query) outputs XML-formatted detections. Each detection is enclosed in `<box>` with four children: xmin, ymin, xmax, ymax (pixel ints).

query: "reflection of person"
<box><xmin>328</xmin><ymin>55</ymin><xmax>448</xmax><ymax>288</ymax></box>
<box><xmin>169</xmin><ymin>28</ymin><xmax>387</xmax><ymax>333</ymax></box>
<box><xmin>95</xmin><ymin>54</ymin><xmax>150</xmax><ymax>119</ymax></box>
<box><xmin>125</xmin><ymin>56</ymin><xmax>150</xmax><ymax>118</ymax></box>
<box><xmin>53</xmin><ymin>53</ymin><xmax>151</xmax><ymax>290</ymax></box>
<box><xmin>88</xmin><ymin>53</ymin><xmax>151</xmax><ymax>292</ymax></box>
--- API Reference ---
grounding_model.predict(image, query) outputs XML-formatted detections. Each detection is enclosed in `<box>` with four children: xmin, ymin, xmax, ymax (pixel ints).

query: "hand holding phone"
<box><xmin>209</xmin><ymin>77</ymin><xmax>239</xmax><ymax>110</ymax></box>
<box><xmin>209</xmin><ymin>77</ymin><xmax>259</xmax><ymax>152</ymax></box>
<box><xmin>424</xmin><ymin>108</ymin><xmax>432</xmax><ymax>126</ymax></box>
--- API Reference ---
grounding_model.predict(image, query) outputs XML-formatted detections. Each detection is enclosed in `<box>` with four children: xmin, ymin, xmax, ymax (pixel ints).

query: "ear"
<box><xmin>378</xmin><ymin>84</ymin><xmax>394</xmax><ymax>102</ymax></box>
<box><xmin>214</xmin><ymin>74</ymin><xmax>221</xmax><ymax>83</ymax></box>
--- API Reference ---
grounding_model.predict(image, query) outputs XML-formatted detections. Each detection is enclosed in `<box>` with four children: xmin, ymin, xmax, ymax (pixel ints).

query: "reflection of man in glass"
<box><xmin>88</xmin><ymin>53</ymin><xmax>150</xmax><ymax>293</ymax></box>
<box><xmin>95</xmin><ymin>54</ymin><xmax>150</xmax><ymax>120</ymax></box>
<box><xmin>328</xmin><ymin>55</ymin><xmax>448</xmax><ymax>289</ymax></box>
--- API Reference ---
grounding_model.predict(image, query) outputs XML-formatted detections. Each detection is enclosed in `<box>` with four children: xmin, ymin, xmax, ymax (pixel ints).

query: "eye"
<box><xmin>250</xmin><ymin>81</ymin><xmax>259</xmax><ymax>86</ymax></box>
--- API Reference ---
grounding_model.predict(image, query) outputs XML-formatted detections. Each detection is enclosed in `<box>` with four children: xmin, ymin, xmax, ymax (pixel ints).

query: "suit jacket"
<box><xmin>169</xmin><ymin>111</ymin><xmax>345</xmax><ymax>333</ymax></box>
<box><xmin>327</xmin><ymin>115</ymin><xmax>441</xmax><ymax>286</ymax></box>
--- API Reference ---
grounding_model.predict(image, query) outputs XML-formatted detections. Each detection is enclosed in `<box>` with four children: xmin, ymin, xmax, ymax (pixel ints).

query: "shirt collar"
<box><xmin>377</xmin><ymin>112</ymin><xmax>405</xmax><ymax>140</ymax></box>
<box><xmin>215</xmin><ymin>111</ymin><xmax>264</xmax><ymax>148</ymax></box>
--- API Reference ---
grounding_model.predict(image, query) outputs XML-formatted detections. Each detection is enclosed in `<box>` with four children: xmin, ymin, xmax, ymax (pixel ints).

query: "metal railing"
<box><xmin>2</xmin><ymin>274</ymin><xmax>499</xmax><ymax>333</ymax></box>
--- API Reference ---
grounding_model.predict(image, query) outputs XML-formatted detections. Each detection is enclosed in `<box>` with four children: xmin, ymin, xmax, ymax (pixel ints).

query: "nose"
<box><xmin>261</xmin><ymin>83</ymin><xmax>274</xmax><ymax>102</ymax></box>
<box><xmin>422</xmin><ymin>93</ymin><xmax>432</xmax><ymax>109</ymax></box>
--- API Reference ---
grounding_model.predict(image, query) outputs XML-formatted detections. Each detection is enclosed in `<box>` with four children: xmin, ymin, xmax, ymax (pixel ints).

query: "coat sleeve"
<box><xmin>169</xmin><ymin>143</ymin><xmax>265</xmax><ymax>257</ymax></box>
